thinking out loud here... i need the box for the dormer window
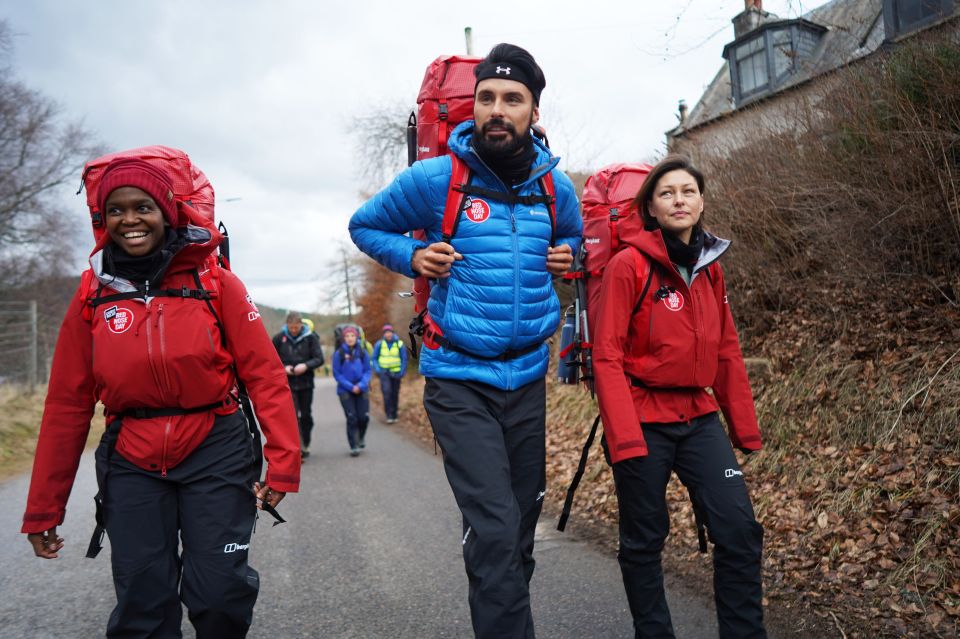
[883,0,954,39]
[724,20,827,105]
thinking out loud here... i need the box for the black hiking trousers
[95,410,260,639]
[291,387,315,448]
[424,377,546,639]
[611,412,766,639]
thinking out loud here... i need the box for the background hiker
[273,310,325,458]
[332,325,371,457]
[349,43,582,639]
[22,153,300,638]
[592,154,766,638]
[371,323,407,423]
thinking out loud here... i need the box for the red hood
[615,220,674,272]
[89,201,223,274]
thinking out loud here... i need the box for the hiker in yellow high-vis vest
[372,324,407,423]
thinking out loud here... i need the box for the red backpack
[559,163,653,389]
[404,55,557,357]
[80,145,217,248]
[556,162,656,533]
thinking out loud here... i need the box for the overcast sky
[3,0,827,311]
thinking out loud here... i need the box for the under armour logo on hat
[496,66,511,75]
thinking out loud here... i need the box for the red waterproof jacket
[22,213,300,534]
[593,228,761,464]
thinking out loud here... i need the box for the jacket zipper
[511,209,520,345]
[157,304,173,392]
[160,419,171,477]
[144,302,164,395]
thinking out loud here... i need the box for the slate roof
[675,0,888,134]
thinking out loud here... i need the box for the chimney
[678,99,688,124]
[733,0,773,39]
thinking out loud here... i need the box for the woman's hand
[293,363,308,375]
[352,385,361,395]
[27,527,64,559]
[253,482,286,509]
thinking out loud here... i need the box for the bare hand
[546,244,574,276]
[253,481,286,509]
[352,385,361,395]
[284,365,294,376]
[293,363,308,375]
[27,526,64,559]
[412,242,463,278]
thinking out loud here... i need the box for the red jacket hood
[88,201,223,280]
[621,224,732,274]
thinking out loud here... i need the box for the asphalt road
[0,378,723,638]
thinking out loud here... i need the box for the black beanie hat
[474,43,546,105]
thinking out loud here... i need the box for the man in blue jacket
[350,43,581,639]
[372,324,407,423]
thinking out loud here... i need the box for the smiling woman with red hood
[21,152,300,638]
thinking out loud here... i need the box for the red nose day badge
[465,198,491,223]
[664,291,684,312]
[104,305,135,334]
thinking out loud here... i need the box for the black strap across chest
[454,183,554,208]
[88,281,214,308]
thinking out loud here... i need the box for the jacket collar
[283,325,313,342]
[447,120,560,191]
[630,227,731,276]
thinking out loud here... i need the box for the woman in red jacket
[21,157,301,638]
[593,155,766,639]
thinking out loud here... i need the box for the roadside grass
[0,384,47,481]
[0,384,101,482]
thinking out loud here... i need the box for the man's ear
[531,105,540,125]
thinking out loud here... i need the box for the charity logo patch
[663,290,685,312]
[104,306,135,334]
[465,198,491,224]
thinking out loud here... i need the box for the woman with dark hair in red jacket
[593,155,766,638]
[21,156,301,638]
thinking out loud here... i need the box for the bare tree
[322,240,366,318]
[0,20,100,288]
[348,99,413,194]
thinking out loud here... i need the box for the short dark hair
[634,154,706,231]
[474,43,546,104]
[285,311,302,323]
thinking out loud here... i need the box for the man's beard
[473,117,533,160]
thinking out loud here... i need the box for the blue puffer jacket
[349,121,582,390]
[332,344,371,395]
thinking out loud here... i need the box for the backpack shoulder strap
[442,154,472,243]
[192,267,227,348]
[538,170,557,247]
[630,248,657,315]
[80,269,98,322]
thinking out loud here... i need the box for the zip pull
[144,279,150,302]
[160,419,171,478]
[511,213,517,233]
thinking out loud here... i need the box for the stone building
[667,0,960,158]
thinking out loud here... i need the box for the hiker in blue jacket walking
[350,43,581,639]
[331,326,371,457]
